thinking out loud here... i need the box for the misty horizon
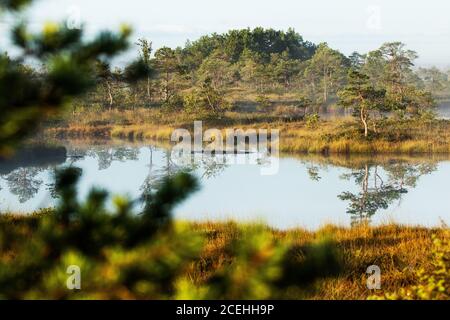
[1,0,450,68]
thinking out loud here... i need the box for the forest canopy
[57,28,449,129]
[3,21,450,139]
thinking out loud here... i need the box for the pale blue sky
[2,0,450,67]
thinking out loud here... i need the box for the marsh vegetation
[0,0,448,301]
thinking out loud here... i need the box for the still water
[0,141,449,229]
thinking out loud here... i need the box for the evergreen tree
[338,70,386,137]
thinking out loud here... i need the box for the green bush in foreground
[0,0,150,156]
[0,0,343,300]
[0,168,341,299]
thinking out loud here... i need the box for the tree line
[54,29,449,123]
[1,1,345,299]
[5,26,450,135]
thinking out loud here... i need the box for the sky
[1,0,450,68]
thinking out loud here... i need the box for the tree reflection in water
[140,149,230,205]
[0,143,441,226]
[0,146,66,204]
[4,168,43,203]
[87,147,140,170]
[297,156,438,225]
[337,162,437,225]
[140,148,184,203]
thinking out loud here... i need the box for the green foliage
[255,94,271,111]
[0,168,342,299]
[1,1,445,301]
[269,50,302,88]
[74,27,320,111]
[339,162,436,225]
[136,39,152,65]
[364,42,437,116]
[178,225,341,300]
[0,2,146,155]
[0,168,204,299]
[338,70,386,137]
[348,51,365,70]
[123,59,153,84]
[304,43,348,104]
[403,87,436,117]
[184,27,316,65]
[162,94,184,112]
[296,94,312,109]
[19,24,440,122]
[197,50,234,89]
[305,113,320,128]
[184,80,232,118]
[0,0,32,11]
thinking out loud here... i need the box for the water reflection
[296,156,441,225]
[0,141,448,228]
[0,146,67,203]
[4,168,43,203]
[338,162,436,225]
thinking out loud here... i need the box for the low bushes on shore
[43,110,450,155]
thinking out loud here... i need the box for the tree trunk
[164,72,170,101]
[323,66,328,103]
[360,107,368,138]
[106,81,113,110]
[362,164,369,212]
[147,76,151,101]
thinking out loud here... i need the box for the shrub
[0,168,341,299]
[162,94,184,112]
[255,95,271,111]
[305,113,320,128]
[183,83,232,119]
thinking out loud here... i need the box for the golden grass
[278,119,450,154]
[43,108,450,154]
[187,221,446,300]
[111,124,175,141]
[0,210,447,300]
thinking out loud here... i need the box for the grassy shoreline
[189,222,447,300]
[1,211,448,300]
[42,109,450,155]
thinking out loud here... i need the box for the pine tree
[338,70,386,137]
